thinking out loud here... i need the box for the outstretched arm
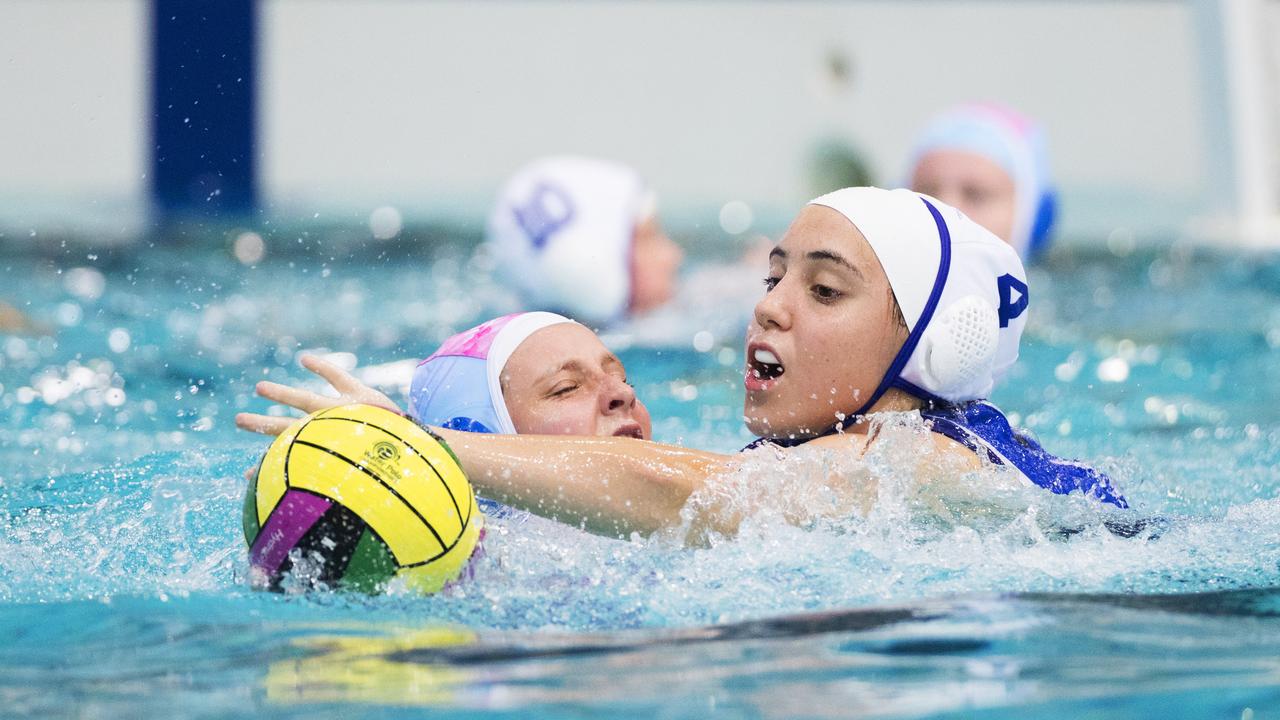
[236,355,739,538]
[436,429,734,537]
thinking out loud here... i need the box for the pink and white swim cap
[908,103,1057,259]
[408,312,576,434]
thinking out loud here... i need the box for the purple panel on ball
[249,490,332,577]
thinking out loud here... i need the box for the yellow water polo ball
[242,403,482,594]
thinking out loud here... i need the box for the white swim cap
[908,103,1057,259]
[409,312,577,434]
[487,156,654,327]
[808,187,1029,410]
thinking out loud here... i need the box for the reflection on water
[266,626,477,707]
[255,591,1280,717]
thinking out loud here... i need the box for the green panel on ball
[243,465,262,545]
[341,528,399,593]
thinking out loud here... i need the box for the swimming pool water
[2,235,1280,717]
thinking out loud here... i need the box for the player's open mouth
[745,344,784,390]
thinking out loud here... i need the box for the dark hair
[888,287,907,332]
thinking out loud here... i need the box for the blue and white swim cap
[408,312,577,434]
[908,103,1056,259]
[487,156,656,327]
[809,187,1029,412]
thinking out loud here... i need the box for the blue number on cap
[997,274,1029,328]
[512,183,575,250]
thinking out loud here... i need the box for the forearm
[436,429,735,538]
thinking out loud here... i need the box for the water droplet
[718,200,754,235]
[232,231,265,265]
[1096,357,1130,383]
[369,206,403,240]
[64,267,106,301]
[692,330,714,353]
[107,328,131,354]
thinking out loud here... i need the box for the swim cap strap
[892,377,951,410]
[840,196,953,429]
[1026,190,1058,259]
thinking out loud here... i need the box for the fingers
[358,390,401,413]
[298,353,403,414]
[300,354,360,394]
[239,355,403,440]
[254,380,334,414]
[235,412,295,436]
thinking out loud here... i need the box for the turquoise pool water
[2,235,1280,717]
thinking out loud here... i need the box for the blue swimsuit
[920,401,1127,508]
[747,401,1127,509]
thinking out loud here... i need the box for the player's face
[502,323,652,440]
[629,215,683,315]
[911,149,1017,245]
[744,205,910,439]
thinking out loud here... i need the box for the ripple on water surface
[2,245,1280,716]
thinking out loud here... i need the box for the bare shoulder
[927,431,985,472]
[801,431,871,454]
[800,427,982,469]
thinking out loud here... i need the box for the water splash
[5,408,1280,629]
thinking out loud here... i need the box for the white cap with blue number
[487,156,655,327]
[809,187,1029,414]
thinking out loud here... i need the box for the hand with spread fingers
[234,354,401,436]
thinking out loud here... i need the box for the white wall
[0,1,1232,242]
[0,0,146,237]
[262,1,1207,239]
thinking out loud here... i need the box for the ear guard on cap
[914,295,1000,399]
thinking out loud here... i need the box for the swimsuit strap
[741,436,804,451]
